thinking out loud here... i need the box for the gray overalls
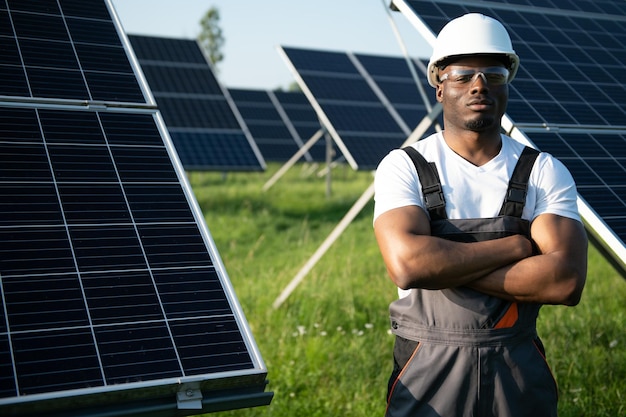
[385,147,558,417]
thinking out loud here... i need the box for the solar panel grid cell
[282,47,359,74]
[167,131,261,168]
[279,105,318,124]
[130,35,208,65]
[272,90,312,105]
[0,34,21,65]
[304,75,380,102]
[246,124,293,141]
[157,96,240,128]
[142,66,223,95]
[236,102,283,121]
[12,328,102,394]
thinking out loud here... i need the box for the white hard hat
[427,13,520,87]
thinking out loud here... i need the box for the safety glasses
[438,66,510,86]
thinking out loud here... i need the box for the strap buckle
[507,181,527,204]
[423,183,445,209]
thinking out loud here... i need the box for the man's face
[435,56,509,133]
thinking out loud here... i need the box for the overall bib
[385,147,558,417]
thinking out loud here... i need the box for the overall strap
[499,146,540,217]
[402,146,447,220]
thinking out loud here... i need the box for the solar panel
[128,34,266,172]
[0,0,271,415]
[278,46,437,171]
[391,0,626,275]
[228,88,328,162]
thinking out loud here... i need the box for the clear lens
[439,67,509,85]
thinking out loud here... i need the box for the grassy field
[189,163,625,417]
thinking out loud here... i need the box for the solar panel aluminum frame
[391,0,626,277]
[0,0,271,414]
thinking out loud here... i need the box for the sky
[110,0,433,91]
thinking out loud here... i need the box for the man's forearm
[393,233,534,290]
[467,250,585,305]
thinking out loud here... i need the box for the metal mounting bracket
[176,386,203,410]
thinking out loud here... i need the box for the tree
[197,7,224,71]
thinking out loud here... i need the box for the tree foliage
[197,6,224,70]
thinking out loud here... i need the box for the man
[373,13,587,417]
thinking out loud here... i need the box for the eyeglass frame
[437,66,510,86]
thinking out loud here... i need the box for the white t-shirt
[374,132,580,224]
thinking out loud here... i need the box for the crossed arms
[373,205,588,306]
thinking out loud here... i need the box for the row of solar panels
[128,33,327,171]
[126,34,436,172]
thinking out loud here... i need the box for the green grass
[188,163,625,417]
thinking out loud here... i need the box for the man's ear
[436,84,444,102]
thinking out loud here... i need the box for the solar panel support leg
[325,131,334,198]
